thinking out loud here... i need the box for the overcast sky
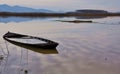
[0,0,120,12]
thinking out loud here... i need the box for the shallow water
[0,17,120,74]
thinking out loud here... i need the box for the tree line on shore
[0,11,120,17]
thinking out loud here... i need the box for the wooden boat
[3,32,59,49]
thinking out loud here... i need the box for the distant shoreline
[0,12,120,17]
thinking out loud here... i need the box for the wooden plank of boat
[3,32,59,49]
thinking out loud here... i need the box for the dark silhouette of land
[56,20,93,23]
[0,9,120,17]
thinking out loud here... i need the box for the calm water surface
[0,17,120,74]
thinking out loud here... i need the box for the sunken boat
[3,32,59,49]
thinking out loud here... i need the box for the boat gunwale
[3,32,59,49]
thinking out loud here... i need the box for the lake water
[0,16,120,74]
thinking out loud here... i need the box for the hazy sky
[0,0,120,11]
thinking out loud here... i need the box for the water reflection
[0,42,9,74]
[0,16,108,23]
[0,40,58,74]
[75,16,107,19]
[5,40,58,54]
[0,17,48,23]
[0,17,120,74]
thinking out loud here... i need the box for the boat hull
[3,32,59,49]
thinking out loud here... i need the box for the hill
[0,4,54,13]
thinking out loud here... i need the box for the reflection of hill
[0,17,33,23]
[0,17,47,23]
[75,16,107,19]
[0,16,107,23]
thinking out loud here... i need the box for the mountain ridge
[0,4,55,13]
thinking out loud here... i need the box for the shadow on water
[5,40,58,54]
